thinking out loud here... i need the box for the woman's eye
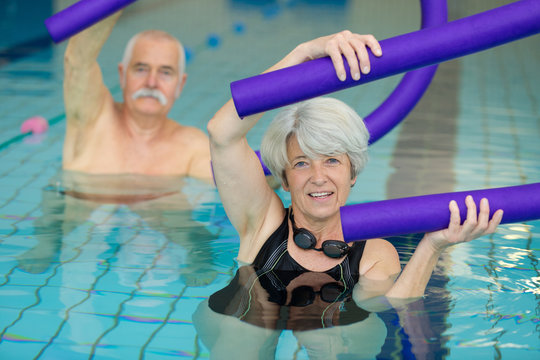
[326,158,340,165]
[294,161,308,168]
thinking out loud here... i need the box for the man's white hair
[120,30,186,85]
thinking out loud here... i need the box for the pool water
[0,0,539,359]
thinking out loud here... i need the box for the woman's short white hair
[260,97,370,185]
[120,30,186,85]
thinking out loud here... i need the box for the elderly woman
[207,31,503,300]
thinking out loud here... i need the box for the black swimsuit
[208,209,370,330]
[252,208,366,290]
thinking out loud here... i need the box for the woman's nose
[310,163,327,185]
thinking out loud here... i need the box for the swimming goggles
[289,282,349,307]
[289,210,351,258]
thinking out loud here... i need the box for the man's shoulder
[168,120,209,143]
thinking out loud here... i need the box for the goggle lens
[289,283,348,307]
[322,241,350,258]
[320,283,346,302]
[294,232,316,249]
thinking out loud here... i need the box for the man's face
[120,36,186,117]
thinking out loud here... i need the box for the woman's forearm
[385,237,443,299]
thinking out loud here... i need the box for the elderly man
[62,11,212,180]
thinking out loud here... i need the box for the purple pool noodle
[364,0,445,144]
[45,0,138,43]
[365,67,437,144]
[341,183,540,243]
[255,0,445,171]
[231,0,540,117]
[254,150,272,176]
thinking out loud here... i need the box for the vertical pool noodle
[254,150,271,176]
[255,0,446,176]
[341,183,540,243]
[364,0,445,144]
[230,0,540,117]
[44,0,138,43]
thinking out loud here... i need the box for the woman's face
[283,135,356,223]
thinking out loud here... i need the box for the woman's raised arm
[207,31,382,260]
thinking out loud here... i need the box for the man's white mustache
[132,88,167,105]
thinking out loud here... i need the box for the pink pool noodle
[20,116,49,135]
[44,0,138,43]
[341,183,540,242]
[230,0,540,118]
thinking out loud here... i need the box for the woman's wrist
[420,233,449,256]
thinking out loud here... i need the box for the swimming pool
[0,0,539,359]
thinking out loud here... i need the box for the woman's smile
[308,191,334,200]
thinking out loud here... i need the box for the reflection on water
[1,171,236,358]
[194,257,454,359]
[17,170,223,286]
[205,267,368,331]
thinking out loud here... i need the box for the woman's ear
[351,175,357,188]
[282,175,290,192]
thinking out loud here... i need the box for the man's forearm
[65,10,123,66]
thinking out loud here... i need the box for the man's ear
[118,63,125,88]
[175,73,188,98]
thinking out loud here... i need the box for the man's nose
[145,70,158,88]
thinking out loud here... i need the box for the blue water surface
[0,0,539,359]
